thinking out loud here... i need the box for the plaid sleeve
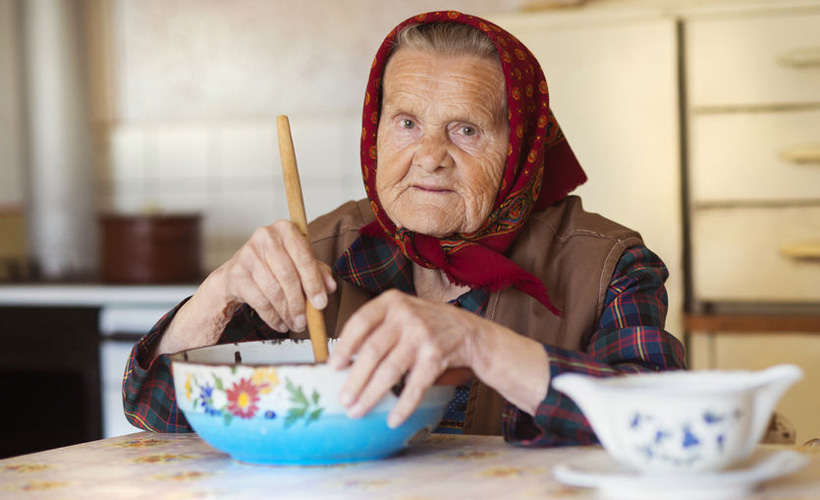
[122,302,285,433]
[502,245,686,446]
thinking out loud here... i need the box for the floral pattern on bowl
[171,340,454,466]
[184,367,325,427]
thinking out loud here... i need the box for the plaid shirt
[122,236,685,445]
[507,246,686,446]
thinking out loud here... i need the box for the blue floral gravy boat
[170,339,454,466]
[551,364,803,474]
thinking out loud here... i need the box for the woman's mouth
[412,184,453,193]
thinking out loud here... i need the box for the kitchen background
[0,0,818,456]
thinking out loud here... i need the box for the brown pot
[100,214,202,284]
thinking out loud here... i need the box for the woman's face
[375,48,509,238]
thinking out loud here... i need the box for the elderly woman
[124,11,685,445]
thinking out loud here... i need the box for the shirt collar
[333,234,414,295]
[333,234,490,314]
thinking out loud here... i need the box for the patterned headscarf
[359,11,586,315]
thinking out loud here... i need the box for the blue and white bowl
[170,339,454,465]
[551,364,803,474]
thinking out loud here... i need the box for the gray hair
[393,22,498,61]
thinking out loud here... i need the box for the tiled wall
[96,114,365,270]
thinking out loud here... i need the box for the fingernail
[294,315,306,331]
[311,294,327,309]
[347,403,363,419]
[326,354,341,369]
[339,391,352,407]
[387,413,402,429]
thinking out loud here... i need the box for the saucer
[553,448,810,500]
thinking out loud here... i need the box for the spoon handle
[276,115,329,363]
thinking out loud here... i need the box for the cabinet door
[0,306,102,457]
[693,206,820,302]
[690,333,820,443]
[690,110,820,203]
[687,11,820,109]
[491,13,683,335]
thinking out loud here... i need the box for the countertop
[1,433,819,499]
[0,283,197,308]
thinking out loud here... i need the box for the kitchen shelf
[686,313,820,334]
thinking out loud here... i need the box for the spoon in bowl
[276,115,329,363]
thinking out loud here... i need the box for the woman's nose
[414,132,453,172]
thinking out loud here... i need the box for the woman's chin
[388,202,471,237]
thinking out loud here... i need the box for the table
[1,432,819,499]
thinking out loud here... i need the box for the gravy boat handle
[752,363,803,388]
[746,364,803,454]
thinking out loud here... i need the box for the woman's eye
[400,118,415,129]
[461,126,477,136]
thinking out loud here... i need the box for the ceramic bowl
[170,339,454,466]
[551,364,803,475]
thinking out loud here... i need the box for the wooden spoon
[276,115,329,363]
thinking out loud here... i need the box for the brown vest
[305,196,643,435]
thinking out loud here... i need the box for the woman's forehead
[381,49,506,121]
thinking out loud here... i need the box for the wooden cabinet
[494,0,820,443]
[685,10,820,108]
[690,110,820,203]
[692,206,820,302]
[683,4,820,442]
[686,8,820,303]
[491,9,684,337]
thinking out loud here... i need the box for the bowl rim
[556,368,778,397]
[169,339,470,388]
[169,338,330,368]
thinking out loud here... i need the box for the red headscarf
[360,11,586,315]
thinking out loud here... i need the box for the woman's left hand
[328,289,521,428]
[329,289,551,427]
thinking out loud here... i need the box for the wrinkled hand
[153,220,336,359]
[328,289,489,428]
[215,220,337,333]
[150,220,336,359]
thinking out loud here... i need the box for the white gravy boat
[551,364,803,474]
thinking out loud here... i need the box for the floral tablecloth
[1,432,819,499]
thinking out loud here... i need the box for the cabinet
[491,9,683,337]
[0,307,101,458]
[0,284,195,455]
[683,5,820,442]
[495,0,820,443]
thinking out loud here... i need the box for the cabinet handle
[781,145,820,164]
[781,242,820,260]
[778,48,820,68]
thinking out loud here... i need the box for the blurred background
[0,0,540,280]
[0,0,819,454]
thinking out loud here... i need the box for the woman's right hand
[153,220,337,358]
